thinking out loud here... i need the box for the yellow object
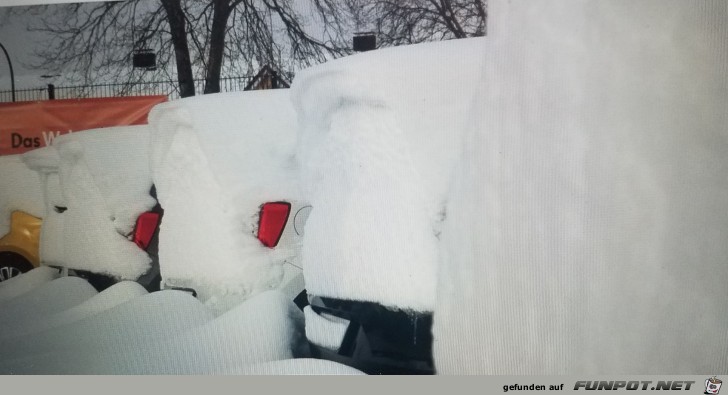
[0,210,42,267]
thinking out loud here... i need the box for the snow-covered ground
[0,275,349,374]
[0,266,58,303]
[22,126,157,280]
[0,280,147,340]
[148,90,304,312]
[0,276,97,322]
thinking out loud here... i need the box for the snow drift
[0,290,306,374]
[0,280,147,340]
[232,359,364,375]
[291,38,484,312]
[0,289,214,373]
[148,90,301,312]
[22,126,157,280]
[433,0,728,374]
[0,266,59,303]
[0,276,97,324]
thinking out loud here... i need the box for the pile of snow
[303,305,349,352]
[22,147,65,267]
[148,90,301,311]
[0,281,147,340]
[291,38,484,312]
[0,290,307,374]
[0,266,59,303]
[0,290,214,373]
[0,276,97,324]
[55,126,157,235]
[23,126,157,280]
[0,154,44,236]
[433,0,728,374]
[233,359,364,375]
[85,290,305,374]
[20,145,60,174]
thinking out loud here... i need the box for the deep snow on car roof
[148,90,301,312]
[23,126,157,280]
[291,37,485,312]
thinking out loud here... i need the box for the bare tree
[161,0,195,97]
[14,0,347,97]
[315,0,486,47]
[12,0,485,97]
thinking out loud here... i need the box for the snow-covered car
[293,1,728,375]
[0,154,45,281]
[21,126,162,290]
[148,89,308,313]
[291,37,485,374]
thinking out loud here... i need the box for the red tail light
[257,202,291,248]
[133,212,160,250]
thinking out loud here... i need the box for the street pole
[0,42,16,102]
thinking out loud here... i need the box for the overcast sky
[0,0,360,91]
[0,7,54,88]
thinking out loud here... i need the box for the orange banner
[0,96,167,156]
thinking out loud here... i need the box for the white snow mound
[433,0,728,374]
[0,266,59,303]
[148,90,300,311]
[0,290,304,374]
[303,305,349,352]
[0,280,147,340]
[0,290,213,373]
[234,359,364,375]
[0,276,97,324]
[291,38,484,311]
[28,126,157,280]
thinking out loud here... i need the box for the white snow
[0,290,306,374]
[148,90,302,311]
[3,1,722,376]
[93,290,305,374]
[0,281,147,340]
[28,126,157,280]
[0,289,214,373]
[432,0,728,374]
[20,145,60,174]
[54,126,157,235]
[0,276,97,324]
[36,173,66,265]
[303,305,349,351]
[291,38,484,312]
[0,154,44,236]
[232,359,364,375]
[21,146,66,267]
[0,266,59,303]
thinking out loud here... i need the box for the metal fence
[0,76,253,103]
